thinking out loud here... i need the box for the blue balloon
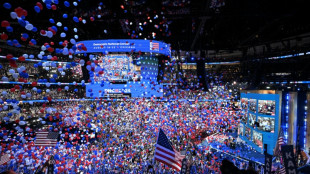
[34,6,40,13]
[73,16,79,23]
[46,4,51,9]
[63,14,68,18]
[64,26,68,31]
[3,3,11,9]
[6,26,13,32]
[7,40,13,46]
[22,33,29,39]
[32,27,37,32]
[51,26,58,32]
[49,18,55,24]
[64,1,70,7]
[18,19,26,27]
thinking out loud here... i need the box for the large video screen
[92,54,142,82]
[249,99,257,113]
[258,100,276,115]
[241,98,248,110]
[253,130,263,148]
[248,113,256,127]
[245,126,251,140]
[241,112,247,123]
[257,116,275,133]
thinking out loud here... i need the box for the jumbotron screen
[92,54,142,82]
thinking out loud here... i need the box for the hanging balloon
[63,14,68,18]
[56,22,62,27]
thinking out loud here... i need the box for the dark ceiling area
[1,0,309,54]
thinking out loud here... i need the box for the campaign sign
[264,153,272,174]
[281,145,297,174]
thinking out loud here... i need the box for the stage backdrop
[239,91,281,154]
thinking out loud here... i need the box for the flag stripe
[154,129,184,172]
[35,131,58,147]
[154,151,182,168]
[155,157,181,171]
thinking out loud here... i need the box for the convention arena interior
[0,0,310,174]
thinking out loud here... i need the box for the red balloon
[90,17,94,21]
[18,56,25,61]
[22,10,28,17]
[47,47,54,52]
[6,54,13,59]
[14,7,24,17]
[21,37,27,41]
[1,20,10,27]
[40,30,46,35]
[36,2,43,10]
[31,81,37,87]
[51,5,57,10]
[50,42,54,45]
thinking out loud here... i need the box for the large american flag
[35,131,59,146]
[274,127,285,157]
[154,129,185,171]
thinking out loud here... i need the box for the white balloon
[46,31,53,38]
[56,22,62,27]
[60,32,66,38]
[12,73,19,79]
[9,69,15,74]
[25,24,34,31]
[82,19,86,24]
[70,39,76,44]
[73,28,77,32]
[23,54,28,58]
[10,12,17,19]
[41,45,46,51]
[74,35,79,39]
[61,71,66,76]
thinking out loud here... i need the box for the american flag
[0,154,10,165]
[276,165,286,174]
[154,129,185,171]
[274,127,285,157]
[35,131,59,146]
[150,42,159,51]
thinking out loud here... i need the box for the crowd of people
[0,79,266,173]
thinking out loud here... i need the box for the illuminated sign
[76,39,171,56]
